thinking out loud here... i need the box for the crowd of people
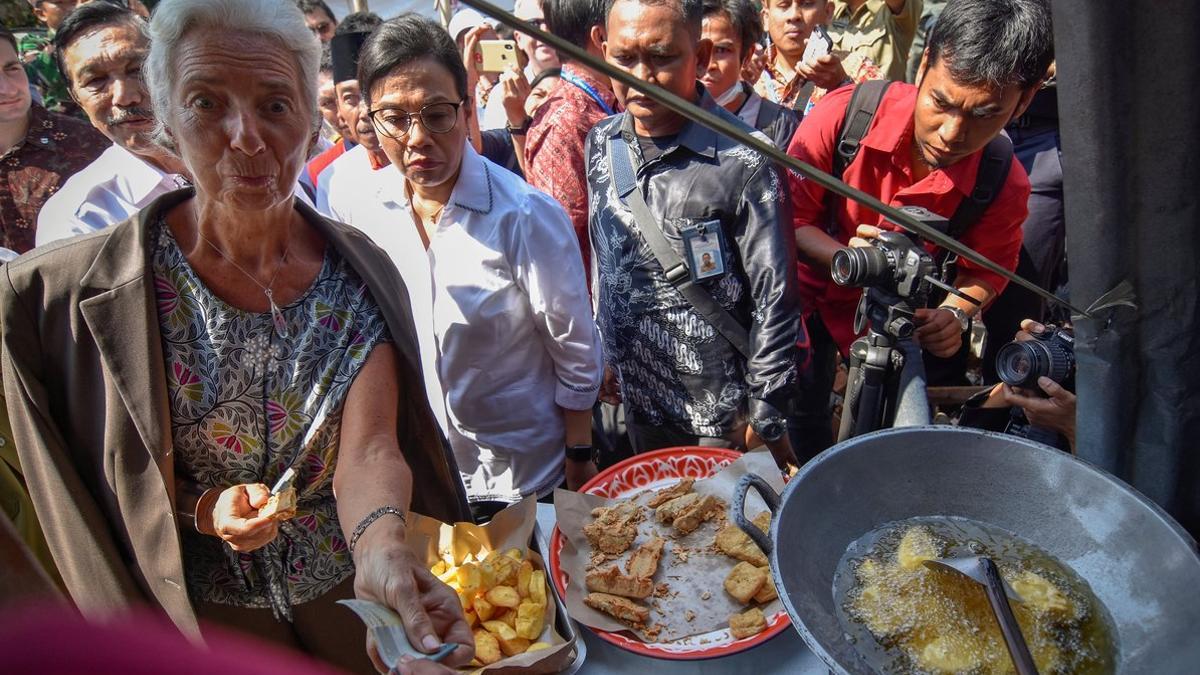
[0,0,1068,672]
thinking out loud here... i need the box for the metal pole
[352,0,369,12]
[457,0,1091,319]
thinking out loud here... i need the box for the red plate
[549,447,790,660]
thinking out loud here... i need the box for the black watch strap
[565,444,594,462]
[506,117,531,136]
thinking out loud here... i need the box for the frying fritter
[585,501,644,555]
[655,492,700,524]
[586,565,653,599]
[672,494,724,534]
[646,478,696,508]
[724,561,767,604]
[584,592,650,625]
[729,607,768,639]
[714,524,768,566]
[625,536,666,579]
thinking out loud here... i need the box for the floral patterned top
[151,218,389,616]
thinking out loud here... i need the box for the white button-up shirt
[36,143,317,246]
[36,144,184,246]
[341,143,602,502]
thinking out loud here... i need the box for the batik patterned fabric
[585,92,802,439]
[0,105,106,254]
[151,218,389,616]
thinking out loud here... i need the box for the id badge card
[682,221,727,282]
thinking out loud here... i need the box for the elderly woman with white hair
[0,0,473,671]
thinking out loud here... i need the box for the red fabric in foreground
[0,603,347,674]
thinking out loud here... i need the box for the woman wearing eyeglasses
[351,15,603,516]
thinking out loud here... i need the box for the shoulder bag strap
[606,134,753,359]
[824,79,892,235]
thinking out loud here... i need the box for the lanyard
[562,70,615,115]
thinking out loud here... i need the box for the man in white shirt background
[36,1,188,246]
[315,19,394,217]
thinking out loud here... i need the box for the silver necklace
[195,227,294,339]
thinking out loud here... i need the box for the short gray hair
[145,0,322,150]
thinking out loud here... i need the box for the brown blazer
[0,189,470,638]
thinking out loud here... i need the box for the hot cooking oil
[831,517,1117,674]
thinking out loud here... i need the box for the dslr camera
[996,324,1076,393]
[830,206,948,303]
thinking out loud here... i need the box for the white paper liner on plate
[553,451,786,644]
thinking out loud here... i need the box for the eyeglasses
[526,19,548,31]
[368,100,466,140]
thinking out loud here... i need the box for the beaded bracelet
[348,506,408,554]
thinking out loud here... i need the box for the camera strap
[607,134,753,359]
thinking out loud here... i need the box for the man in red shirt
[526,0,619,275]
[787,0,1053,447]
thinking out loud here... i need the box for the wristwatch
[566,444,595,463]
[506,117,531,136]
[750,416,787,444]
[941,306,972,333]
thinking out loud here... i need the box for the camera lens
[996,337,1075,388]
[831,247,891,288]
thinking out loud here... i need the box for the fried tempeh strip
[586,565,654,599]
[625,536,666,579]
[646,478,696,508]
[585,501,644,555]
[655,492,701,524]
[584,592,650,625]
[672,494,724,534]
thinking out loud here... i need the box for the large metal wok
[732,426,1200,674]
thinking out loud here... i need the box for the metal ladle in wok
[731,426,1200,674]
[921,555,1038,675]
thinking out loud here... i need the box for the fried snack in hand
[586,564,653,599]
[584,592,650,625]
[729,607,768,638]
[258,487,297,520]
[625,536,665,579]
[646,478,696,508]
[585,501,644,555]
[724,561,767,604]
[714,524,768,566]
[672,494,724,535]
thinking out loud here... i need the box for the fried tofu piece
[729,607,768,639]
[655,492,701,524]
[625,536,665,579]
[714,524,769,566]
[584,592,650,625]
[586,565,653,599]
[647,478,696,508]
[753,570,778,603]
[672,494,724,535]
[585,501,644,555]
[724,561,767,604]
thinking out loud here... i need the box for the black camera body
[830,206,948,303]
[996,325,1076,392]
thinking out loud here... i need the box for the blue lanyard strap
[562,70,615,115]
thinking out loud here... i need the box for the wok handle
[981,558,1039,675]
[731,474,780,556]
